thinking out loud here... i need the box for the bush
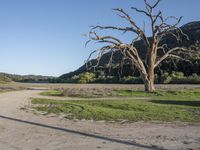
[160,72,172,84]
[170,73,200,84]
[171,71,184,78]
[94,75,120,83]
[160,72,200,84]
[71,72,96,83]
[121,76,143,84]
[188,74,200,83]
[105,76,119,83]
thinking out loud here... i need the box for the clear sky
[0,0,199,76]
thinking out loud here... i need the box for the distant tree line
[0,73,55,83]
[55,71,200,84]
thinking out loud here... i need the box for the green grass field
[32,89,200,122]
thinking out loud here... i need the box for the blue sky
[0,0,199,76]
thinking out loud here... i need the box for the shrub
[71,72,96,83]
[170,73,200,84]
[121,76,143,84]
[160,72,172,84]
[171,71,184,79]
[159,72,200,84]
[105,76,119,83]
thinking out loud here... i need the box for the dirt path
[0,90,200,150]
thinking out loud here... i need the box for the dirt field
[0,84,200,150]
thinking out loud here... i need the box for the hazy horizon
[0,0,199,76]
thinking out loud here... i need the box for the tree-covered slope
[59,21,200,82]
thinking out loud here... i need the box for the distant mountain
[59,21,200,81]
[0,72,55,83]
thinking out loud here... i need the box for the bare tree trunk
[146,77,155,92]
[142,55,156,92]
[143,76,155,92]
[146,54,156,92]
[139,71,155,92]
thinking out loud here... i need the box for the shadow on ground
[0,115,164,150]
[150,100,200,107]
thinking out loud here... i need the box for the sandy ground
[0,87,200,150]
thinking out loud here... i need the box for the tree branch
[155,47,189,67]
[91,25,137,34]
[131,7,150,17]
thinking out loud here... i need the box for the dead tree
[86,0,195,92]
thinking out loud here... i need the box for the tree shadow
[150,100,200,107]
[0,115,164,150]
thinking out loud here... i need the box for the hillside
[0,73,55,83]
[0,74,12,83]
[59,21,200,82]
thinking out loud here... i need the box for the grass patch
[117,89,200,100]
[40,90,64,97]
[33,89,200,122]
[32,95,200,122]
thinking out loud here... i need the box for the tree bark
[147,59,156,92]
[144,78,155,92]
[142,54,156,92]
[140,71,155,92]
[142,76,155,92]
